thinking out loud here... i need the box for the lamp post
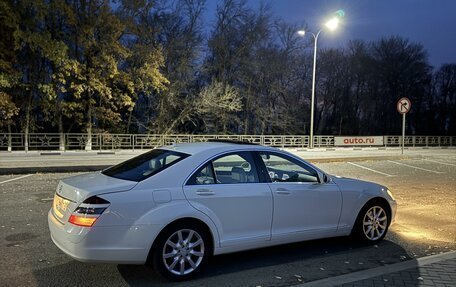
[298,14,341,148]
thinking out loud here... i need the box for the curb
[0,165,110,175]
[307,155,409,164]
[297,251,456,287]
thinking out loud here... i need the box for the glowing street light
[325,17,339,31]
[297,10,344,148]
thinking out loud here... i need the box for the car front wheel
[354,201,390,243]
[152,223,210,280]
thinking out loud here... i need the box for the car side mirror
[317,172,330,184]
[323,173,332,183]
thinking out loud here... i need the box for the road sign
[396,97,411,155]
[397,97,411,114]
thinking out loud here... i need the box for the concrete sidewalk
[299,251,456,287]
[0,147,454,175]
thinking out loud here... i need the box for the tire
[353,200,391,243]
[152,222,211,281]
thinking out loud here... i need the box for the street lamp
[298,12,343,148]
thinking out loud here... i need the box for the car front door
[183,151,273,247]
[257,151,342,241]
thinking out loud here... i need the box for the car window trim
[252,152,273,183]
[185,150,262,186]
[215,151,262,184]
[210,161,217,184]
[257,151,320,184]
[186,161,217,186]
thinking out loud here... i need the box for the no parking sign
[397,97,411,114]
[397,97,411,154]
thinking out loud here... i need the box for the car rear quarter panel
[98,183,221,256]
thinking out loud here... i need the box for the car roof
[161,142,276,156]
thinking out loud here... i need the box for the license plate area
[53,194,71,220]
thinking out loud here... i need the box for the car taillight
[68,196,110,227]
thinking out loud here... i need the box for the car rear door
[183,151,273,247]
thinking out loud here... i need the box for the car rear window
[102,149,190,182]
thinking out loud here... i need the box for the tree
[5,0,71,150]
[117,0,169,133]
[345,40,373,135]
[0,0,19,135]
[196,80,242,133]
[369,36,431,135]
[56,0,168,148]
[0,0,454,140]
[150,0,205,134]
[315,48,352,135]
[433,64,456,135]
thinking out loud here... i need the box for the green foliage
[0,92,19,126]
[0,0,20,127]
[0,0,454,136]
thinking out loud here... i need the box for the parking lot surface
[0,152,455,286]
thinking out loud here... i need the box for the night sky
[204,0,456,69]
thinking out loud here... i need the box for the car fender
[133,199,221,252]
[333,177,390,231]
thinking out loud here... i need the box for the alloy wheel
[362,206,388,241]
[162,229,205,276]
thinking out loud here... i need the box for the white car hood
[331,176,386,191]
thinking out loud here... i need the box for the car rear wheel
[152,223,210,280]
[354,201,390,243]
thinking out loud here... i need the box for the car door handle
[275,188,290,195]
[196,189,215,196]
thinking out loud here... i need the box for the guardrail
[0,133,454,151]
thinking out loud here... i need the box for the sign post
[397,97,411,154]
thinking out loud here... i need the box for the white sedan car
[48,141,396,280]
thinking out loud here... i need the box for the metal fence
[0,133,454,151]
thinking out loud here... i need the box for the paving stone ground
[341,258,456,287]
[299,252,456,287]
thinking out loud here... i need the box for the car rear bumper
[48,209,161,264]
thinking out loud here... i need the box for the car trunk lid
[51,172,137,224]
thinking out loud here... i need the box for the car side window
[187,163,216,185]
[259,152,319,183]
[212,152,259,184]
